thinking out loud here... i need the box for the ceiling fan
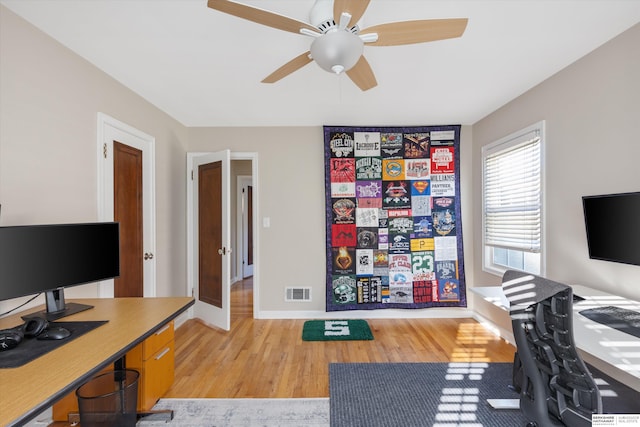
[207,0,468,91]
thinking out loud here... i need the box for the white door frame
[237,175,254,279]
[186,152,259,320]
[97,113,156,298]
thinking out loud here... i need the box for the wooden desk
[471,285,640,392]
[0,297,194,427]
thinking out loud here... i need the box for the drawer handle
[155,347,171,360]
[155,325,170,336]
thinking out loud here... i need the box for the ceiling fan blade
[207,0,318,35]
[346,56,377,91]
[334,0,371,28]
[262,52,313,84]
[360,18,468,46]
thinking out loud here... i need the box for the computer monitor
[0,222,120,320]
[582,191,640,266]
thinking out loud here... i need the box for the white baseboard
[256,308,473,319]
[471,312,515,346]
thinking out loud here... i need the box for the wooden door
[198,162,222,307]
[114,141,143,297]
[192,150,231,330]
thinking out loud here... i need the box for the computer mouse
[37,326,71,340]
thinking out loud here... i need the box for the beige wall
[0,6,189,315]
[472,23,640,326]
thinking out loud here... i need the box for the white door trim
[187,152,259,319]
[97,113,156,298]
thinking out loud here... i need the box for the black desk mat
[579,306,640,339]
[0,321,108,368]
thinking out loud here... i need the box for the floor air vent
[285,287,311,302]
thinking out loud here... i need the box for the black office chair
[502,270,602,427]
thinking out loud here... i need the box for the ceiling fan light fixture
[206,0,468,91]
[310,30,364,74]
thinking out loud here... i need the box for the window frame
[481,121,546,277]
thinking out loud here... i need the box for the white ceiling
[2,0,640,127]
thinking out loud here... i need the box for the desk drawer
[143,321,174,359]
[139,340,175,410]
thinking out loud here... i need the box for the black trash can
[76,369,139,427]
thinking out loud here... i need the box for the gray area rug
[135,364,639,426]
[330,362,526,427]
[329,362,640,427]
[136,398,329,427]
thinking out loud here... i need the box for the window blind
[484,132,541,252]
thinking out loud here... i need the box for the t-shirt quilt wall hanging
[324,125,466,311]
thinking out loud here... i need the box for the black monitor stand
[22,288,93,322]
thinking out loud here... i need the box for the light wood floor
[165,278,515,399]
